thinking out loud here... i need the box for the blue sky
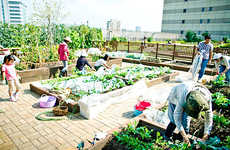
[26,0,164,32]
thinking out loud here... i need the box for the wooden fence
[92,41,230,63]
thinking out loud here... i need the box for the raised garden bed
[79,117,207,150]
[30,65,178,117]
[18,58,122,83]
[119,58,217,76]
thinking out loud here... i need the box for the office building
[161,0,230,40]
[0,0,27,24]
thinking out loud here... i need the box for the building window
[10,13,20,16]
[182,20,185,24]
[200,19,203,24]
[8,1,21,4]
[10,10,20,12]
[184,0,188,1]
[10,17,21,19]
[207,19,210,24]
[9,6,20,9]
[209,7,213,11]
[183,9,186,13]
[198,31,201,35]
[202,8,205,12]
[180,30,184,34]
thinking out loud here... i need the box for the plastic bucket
[39,95,56,108]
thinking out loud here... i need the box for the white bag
[189,54,203,81]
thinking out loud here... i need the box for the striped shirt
[197,41,213,60]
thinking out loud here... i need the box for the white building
[0,0,27,24]
[161,0,230,40]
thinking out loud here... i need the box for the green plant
[213,114,230,127]
[211,75,226,87]
[212,92,230,108]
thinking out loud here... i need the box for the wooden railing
[92,41,230,63]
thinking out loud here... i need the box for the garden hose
[35,111,65,121]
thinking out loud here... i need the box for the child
[1,55,21,101]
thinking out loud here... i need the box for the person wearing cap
[213,53,230,83]
[58,37,72,77]
[94,54,111,71]
[165,83,213,145]
[197,35,213,82]
[76,50,95,73]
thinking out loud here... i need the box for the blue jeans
[219,65,230,82]
[167,103,191,134]
[61,60,68,73]
[198,59,209,80]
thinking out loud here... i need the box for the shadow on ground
[23,89,40,97]
[0,98,10,102]
[122,111,135,119]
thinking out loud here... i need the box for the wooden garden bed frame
[72,116,200,150]
[18,58,122,83]
[30,72,179,114]
[118,57,216,75]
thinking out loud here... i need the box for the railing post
[156,43,159,59]
[192,45,196,63]
[128,41,130,53]
[172,44,176,60]
[140,42,144,53]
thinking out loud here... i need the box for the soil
[101,120,183,150]
[190,84,230,142]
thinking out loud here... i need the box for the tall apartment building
[106,19,121,40]
[0,0,27,24]
[161,0,230,40]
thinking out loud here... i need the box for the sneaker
[10,96,16,102]
[13,92,19,100]
[197,79,202,83]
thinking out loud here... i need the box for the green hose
[35,111,65,121]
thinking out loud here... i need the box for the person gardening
[94,54,111,71]
[58,37,72,77]
[165,83,213,145]
[197,35,213,82]
[76,50,95,73]
[213,53,230,84]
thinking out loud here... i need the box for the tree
[147,37,153,42]
[31,0,66,46]
[202,32,209,39]
[185,31,196,42]
[119,37,128,42]
[223,37,228,43]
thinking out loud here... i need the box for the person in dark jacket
[76,50,95,72]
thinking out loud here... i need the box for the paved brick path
[0,71,211,150]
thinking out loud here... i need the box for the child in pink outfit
[1,55,21,101]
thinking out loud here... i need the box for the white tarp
[189,54,203,81]
[79,79,148,119]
